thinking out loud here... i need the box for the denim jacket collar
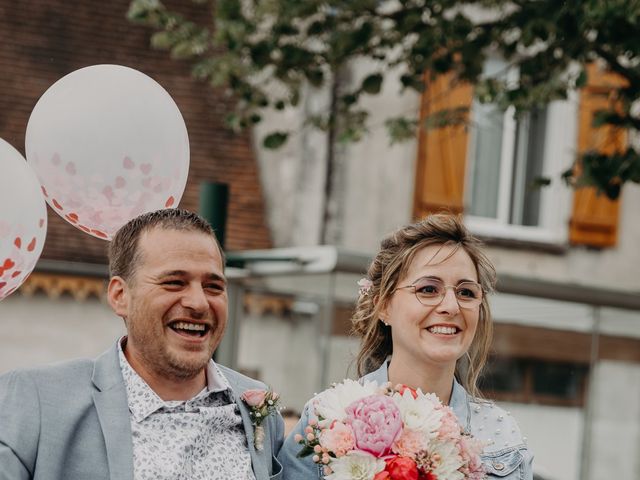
[360,359,471,433]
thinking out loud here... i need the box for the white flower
[324,451,385,480]
[430,440,465,480]
[393,390,443,437]
[313,379,378,426]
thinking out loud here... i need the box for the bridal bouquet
[296,380,486,480]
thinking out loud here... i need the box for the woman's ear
[107,276,129,318]
[376,295,391,326]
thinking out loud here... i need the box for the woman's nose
[436,287,460,315]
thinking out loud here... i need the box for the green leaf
[530,176,552,189]
[305,69,324,87]
[385,117,418,145]
[263,132,289,149]
[361,73,383,94]
[151,31,173,50]
[575,68,587,88]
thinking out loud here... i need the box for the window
[464,58,576,244]
[414,62,623,248]
[479,356,589,407]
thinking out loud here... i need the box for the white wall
[586,361,640,480]
[0,293,124,374]
[506,403,583,480]
[253,60,419,252]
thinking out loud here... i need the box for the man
[0,209,283,480]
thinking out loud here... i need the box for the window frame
[464,81,578,245]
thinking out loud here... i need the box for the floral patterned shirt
[117,340,256,480]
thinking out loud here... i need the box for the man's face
[108,227,227,381]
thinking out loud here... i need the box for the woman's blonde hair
[352,214,496,398]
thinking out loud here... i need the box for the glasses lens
[412,278,482,307]
[455,282,483,307]
[413,278,446,305]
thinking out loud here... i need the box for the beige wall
[0,293,124,374]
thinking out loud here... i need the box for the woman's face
[381,243,481,373]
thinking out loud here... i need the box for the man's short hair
[108,208,223,280]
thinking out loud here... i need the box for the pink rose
[319,421,356,457]
[242,389,267,407]
[345,394,403,457]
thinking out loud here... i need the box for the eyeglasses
[396,277,483,309]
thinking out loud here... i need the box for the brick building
[0,0,271,268]
[0,0,272,372]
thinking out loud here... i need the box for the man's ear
[107,276,129,318]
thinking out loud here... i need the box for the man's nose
[181,284,209,314]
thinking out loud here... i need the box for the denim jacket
[278,361,533,480]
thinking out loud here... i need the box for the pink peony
[242,389,267,407]
[345,394,403,457]
[320,421,356,457]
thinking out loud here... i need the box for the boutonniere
[241,388,281,451]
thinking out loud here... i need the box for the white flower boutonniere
[241,388,281,451]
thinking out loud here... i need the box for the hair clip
[357,278,373,297]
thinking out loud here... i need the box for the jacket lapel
[92,345,134,480]
[231,388,270,480]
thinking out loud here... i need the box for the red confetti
[27,238,36,252]
[78,225,91,233]
[0,282,6,290]
[65,213,79,224]
[91,229,108,239]
[165,196,175,207]
[3,258,15,270]
[14,237,21,249]
[52,198,63,210]
[41,186,48,197]
[123,156,135,169]
[11,271,21,278]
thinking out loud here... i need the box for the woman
[278,214,533,479]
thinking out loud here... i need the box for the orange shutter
[413,72,473,218]
[569,64,627,247]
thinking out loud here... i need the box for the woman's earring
[381,319,389,327]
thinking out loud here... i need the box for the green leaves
[126,0,640,192]
[361,73,383,94]
[263,132,289,149]
[385,117,418,145]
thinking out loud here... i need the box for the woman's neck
[387,354,456,405]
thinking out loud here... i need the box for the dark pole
[199,182,229,249]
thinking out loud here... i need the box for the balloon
[0,138,47,301]
[25,65,189,240]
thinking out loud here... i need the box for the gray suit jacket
[0,344,283,480]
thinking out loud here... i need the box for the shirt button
[494,462,505,471]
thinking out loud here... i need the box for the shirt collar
[117,337,232,422]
